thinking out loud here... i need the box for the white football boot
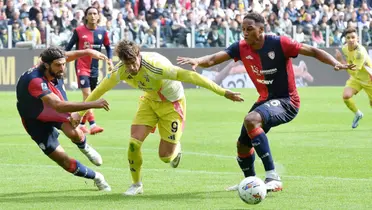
[170,143,182,168]
[352,110,363,129]
[79,144,103,166]
[225,184,239,191]
[94,172,111,191]
[265,172,283,192]
[123,183,144,196]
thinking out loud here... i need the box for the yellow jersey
[79,52,226,116]
[341,43,372,82]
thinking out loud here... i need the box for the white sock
[356,110,363,115]
[90,123,96,128]
[265,170,280,180]
[134,182,142,186]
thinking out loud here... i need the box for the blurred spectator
[0,25,8,48]
[25,20,41,45]
[142,28,156,48]
[11,21,25,47]
[312,25,325,47]
[1,0,372,49]
[29,0,43,21]
[195,27,208,47]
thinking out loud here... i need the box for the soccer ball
[238,176,267,205]
[69,82,78,91]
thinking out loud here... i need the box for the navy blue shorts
[78,75,98,91]
[238,98,299,146]
[22,118,63,155]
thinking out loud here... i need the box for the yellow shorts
[133,96,186,144]
[346,77,372,101]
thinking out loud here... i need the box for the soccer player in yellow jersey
[335,27,372,128]
[75,40,244,195]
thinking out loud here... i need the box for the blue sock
[248,127,275,171]
[67,159,96,179]
[237,148,256,177]
[74,136,86,149]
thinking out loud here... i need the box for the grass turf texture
[0,87,371,210]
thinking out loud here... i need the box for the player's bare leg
[48,145,110,191]
[343,87,363,128]
[159,139,182,168]
[124,125,152,196]
[82,87,104,135]
[61,122,103,166]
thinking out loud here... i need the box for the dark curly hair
[39,46,65,72]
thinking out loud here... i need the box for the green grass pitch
[0,87,372,210]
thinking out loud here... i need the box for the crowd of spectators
[0,0,372,49]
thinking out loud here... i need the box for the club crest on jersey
[98,34,102,40]
[268,51,275,60]
[41,82,48,91]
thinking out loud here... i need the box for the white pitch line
[0,143,235,159]
[0,163,371,182]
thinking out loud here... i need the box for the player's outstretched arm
[298,44,355,71]
[78,70,120,116]
[41,93,109,113]
[177,51,231,70]
[335,49,347,64]
[174,67,244,102]
[66,49,108,62]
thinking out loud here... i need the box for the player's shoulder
[21,67,43,81]
[356,43,368,53]
[96,26,108,32]
[266,35,289,46]
[266,35,281,41]
[75,25,85,32]
[141,52,172,67]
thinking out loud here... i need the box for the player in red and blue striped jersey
[177,12,354,192]
[65,6,113,135]
[16,47,111,191]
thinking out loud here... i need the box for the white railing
[2,24,369,49]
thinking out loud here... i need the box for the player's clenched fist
[92,98,110,111]
[224,90,244,102]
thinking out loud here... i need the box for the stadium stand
[0,0,371,48]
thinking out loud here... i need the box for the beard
[48,68,64,79]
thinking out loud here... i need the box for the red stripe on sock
[81,116,87,124]
[248,127,264,139]
[238,148,255,158]
[67,159,77,173]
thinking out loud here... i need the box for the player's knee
[68,129,84,142]
[343,93,352,100]
[243,112,261,129]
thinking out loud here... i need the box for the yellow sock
[128,137,143,184]
[344,98,358,113]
